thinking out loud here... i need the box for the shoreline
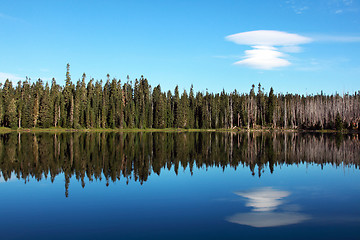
[0,127,357,134]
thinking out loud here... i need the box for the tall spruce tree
[39,83,52,128]
[153,85,165,128]
[63,64,74,128]
[267,87,275,126]
[3,79,15,127]
[173,86,180,128]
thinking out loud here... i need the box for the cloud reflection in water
[234,187,290,212]
[226,187,310,227]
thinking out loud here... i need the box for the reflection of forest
[0,132,359,197]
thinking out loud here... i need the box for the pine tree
[86,78,95,128]
[94,80,102,128]
[79,73,87,127]
[51,78,61,128]
[63,64,74,128]
[30,79,44,128]
[179,89,189,128]
[166,90,173,128]
[39,83,52,128]
[73,80,81,128]
[0,93,3,127]
[267,87,275,126]
[248,84,256,129]
[3,79,15,127]
[15,81,23,128]
[123,78,135,128]
[257,83,265,126]
[335,112,343,130]
[22,79,32,128]
[173,85,180,128]
[188,85,195,128]
[8,98,17,129]
[153,85,165,128]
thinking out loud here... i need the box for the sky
[0,0,359,95]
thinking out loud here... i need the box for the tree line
[0,132,359,197]
[1,64,359,130]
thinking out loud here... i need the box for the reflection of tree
[0,132,359,197]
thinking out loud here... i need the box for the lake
[0,132,359,240]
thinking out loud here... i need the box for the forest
[1,64,359,130]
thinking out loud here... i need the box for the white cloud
[226,30,312,46]
[226,187,310,227]
[226,212,310,228]
[234,46,291,70]
[226,30,312,70]
[0,72,23,82]
[234,187,290,212]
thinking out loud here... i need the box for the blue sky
[0,0,359,94]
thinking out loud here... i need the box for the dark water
[0,132,360,240]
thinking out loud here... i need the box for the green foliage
[173,85,181,128]
[8,98,17,129]
[153,85,165,128]
[39,83,52,128]
[266,87,275,125]
[335,112,343,131]
[0,64,358,131]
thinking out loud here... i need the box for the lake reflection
[0,132,360,239]
[0,132,359,197]
[227,187,310,227]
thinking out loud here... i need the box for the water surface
[0,132,359,240]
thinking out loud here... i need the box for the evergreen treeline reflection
[0,132,359,197]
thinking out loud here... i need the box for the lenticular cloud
[226,30,312,70]
[226,30,312,46]
[235,46,291,70]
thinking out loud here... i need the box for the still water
[0,132,359,240]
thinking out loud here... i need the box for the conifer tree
[39,83,52,128]
[22,79,32,128]
[31,79,43,128]
[166,90,173,128]
[94,80,102,128]
[257,83,265,126]
[86,78,95,128]
[8,98,17,129]
[15,81,23,128]
[2,79,15,127]
[63,64,74,127]
[173,85,180,128]
[267,87,275,126]
[51,78,61,128]
[179,89,189,128]
[0,92,3,127]
[188,85,195,128]
[153,85,165,128]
